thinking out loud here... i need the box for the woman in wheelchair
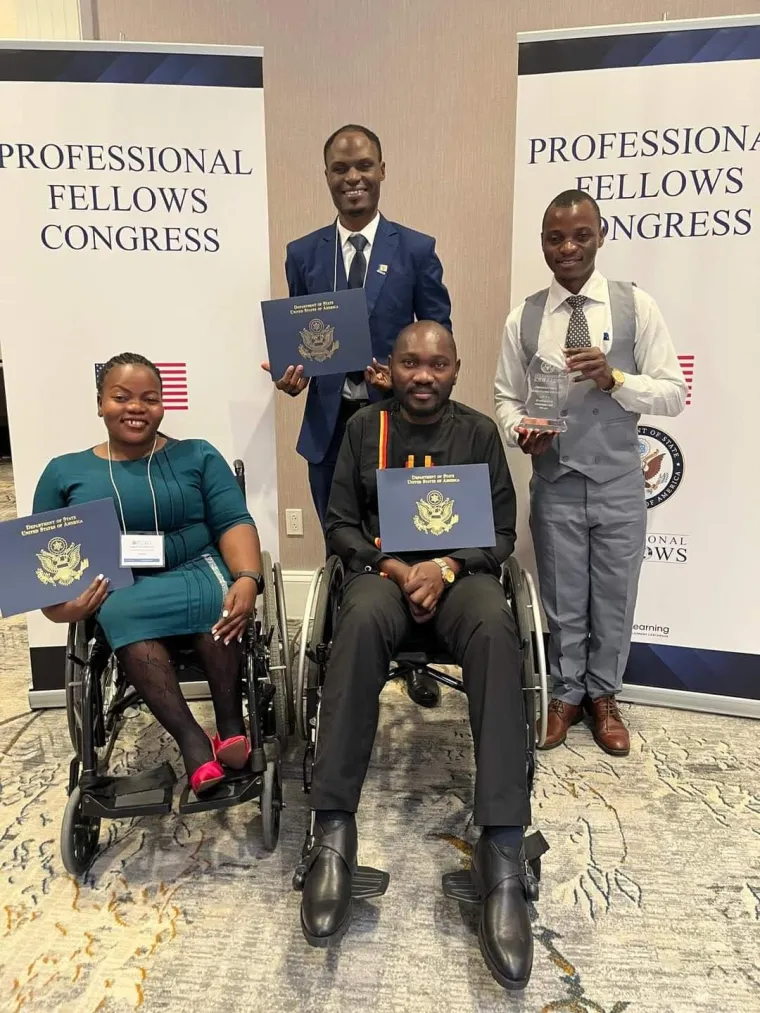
[33,352,263,798]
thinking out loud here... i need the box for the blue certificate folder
[377,464,495,554]
[261,288,373,379]
[0,498,133,618]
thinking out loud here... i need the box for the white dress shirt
[337,212,380,400]
[494,270,687,446]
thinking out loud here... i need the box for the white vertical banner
[0,41,276,695]
[511,17,760,713]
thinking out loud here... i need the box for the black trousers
[310,572,532,828]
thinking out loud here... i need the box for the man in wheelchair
[299,321,540,990]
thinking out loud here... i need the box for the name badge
[120,533,165,568]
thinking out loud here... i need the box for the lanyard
[107,436,160,536]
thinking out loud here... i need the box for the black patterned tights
[116,634,246,775]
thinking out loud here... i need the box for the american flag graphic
[677,354,695,406]
[95,362,189,410]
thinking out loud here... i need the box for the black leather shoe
[405,668,441,708]
[472,834,533,991]
[300,815,357,947]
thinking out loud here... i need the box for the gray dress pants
[529,467,646,704]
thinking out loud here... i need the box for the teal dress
[33,438,255,650]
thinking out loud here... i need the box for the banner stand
[0,41,277,707]
[511,16,760,716]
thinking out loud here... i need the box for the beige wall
[93,0,759,568]
[0,0,84,38]
[0,0,17,36]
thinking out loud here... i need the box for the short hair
[97,352,162,397]
[543,189,603,230]
[393,321,457,358]
[323,124,382,164]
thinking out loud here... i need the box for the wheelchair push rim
[273,561,295,732]
[260,550,290,746]
[295,557,343,743]
[296,566,323,742]
[503,558,547,752]
[523,569,549,749]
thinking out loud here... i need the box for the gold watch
[607,368,625,393]
[433,557,456,585]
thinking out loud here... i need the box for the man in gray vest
[494,190,686,756]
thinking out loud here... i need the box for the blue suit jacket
[286,215,452,464]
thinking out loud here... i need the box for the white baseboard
[29,681,760,718]
[282,568,314,621]
[28,571,760,721]
[619,684,759,720]
[30,681,212,709]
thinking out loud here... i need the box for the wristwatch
[235,570,265,594]
[433,558,456,586]
[607,368,625,394]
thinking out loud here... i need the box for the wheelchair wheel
[296,568,322,741]
[260,750,283,852]
[65,622,89,758]
[261,551,289,747]
[504,558,541,763]
[273,561,295,733]
[296,557,343,742]
[523,569,549,749]
[60,786,101,877]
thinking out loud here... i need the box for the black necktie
[346,233,369,384]
[347,233,368,289]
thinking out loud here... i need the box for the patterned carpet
[1,459,759,1013]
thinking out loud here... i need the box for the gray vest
[520,280,639,484]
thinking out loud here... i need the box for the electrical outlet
[285,508,303,536]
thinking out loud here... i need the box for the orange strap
[376,415,389,553]
[378,411,389,470]
[378,411,434,470]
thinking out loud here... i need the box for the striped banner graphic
[677,354,695,406]
[95,362,189,410]
[153,362,189,410]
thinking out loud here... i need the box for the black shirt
[325,398,517,576]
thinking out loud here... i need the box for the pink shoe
[212,733,251,770]
[189,759,225,797]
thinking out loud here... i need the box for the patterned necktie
[346,233,369,384]
[565,294,591,349]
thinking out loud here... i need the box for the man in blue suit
[265,124,452,707]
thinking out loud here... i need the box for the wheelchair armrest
[233,459,246,495]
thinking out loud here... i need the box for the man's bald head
[389,320,459,422]
[393,320,457,359]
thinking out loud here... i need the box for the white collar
[547,269,607,314]
[337,211,381,249]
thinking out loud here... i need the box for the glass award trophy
[522,354,570,433]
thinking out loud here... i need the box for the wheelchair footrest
[178,768,263,814]
[442,870,481,906]
[352,866,390,900]
[80,762,177,818]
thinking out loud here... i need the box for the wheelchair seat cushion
[394,623,453,664]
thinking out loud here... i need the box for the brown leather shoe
[587,696,630,756]
[539,698,583,750]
